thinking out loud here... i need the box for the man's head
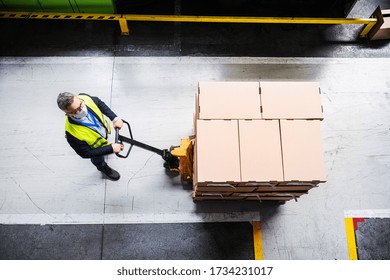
[57,92,85,118]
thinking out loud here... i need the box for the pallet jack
[115,119,194,181]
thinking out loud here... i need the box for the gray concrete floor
[0,56,389,259]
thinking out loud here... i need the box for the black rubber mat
[0,224,103,260]
[354,218,390,260]
[0,222,254,260]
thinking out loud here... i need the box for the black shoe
[101,165,120,181]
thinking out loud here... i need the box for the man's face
[64,96,84,116]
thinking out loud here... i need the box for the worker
[57,92,124,181]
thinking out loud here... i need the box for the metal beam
[0,11,378,38]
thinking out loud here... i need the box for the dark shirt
[65,93,117,158]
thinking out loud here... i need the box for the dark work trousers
[91,155,107,171]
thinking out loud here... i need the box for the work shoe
[101,165,120,181]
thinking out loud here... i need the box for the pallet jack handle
[114,119,180,170]
[115,119,164,158]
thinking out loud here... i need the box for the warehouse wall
[114,0,358,17]
[0,1,358,17]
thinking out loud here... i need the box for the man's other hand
[112,143,124,154]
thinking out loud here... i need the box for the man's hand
[112,143,124,154]
[113,118,123,129]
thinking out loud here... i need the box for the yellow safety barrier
[0,11,380,38]
[122,14,377,38]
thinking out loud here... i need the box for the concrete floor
[0,0,389,260]
[0,56,389,259]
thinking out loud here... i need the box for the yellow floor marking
[344,217,358,260]
[252,221,263,260]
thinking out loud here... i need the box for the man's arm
[66,132,113,158]
[90,95,117,121]
[85,94,123,128]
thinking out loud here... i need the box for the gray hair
[57,92,75,110]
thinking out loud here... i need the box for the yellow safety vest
[65,94,111,149]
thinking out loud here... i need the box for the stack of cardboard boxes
[193,81,326,202]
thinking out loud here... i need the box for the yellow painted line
[344,218,358,260]
[252,220,263,260]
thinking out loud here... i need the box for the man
[57,92,124,180]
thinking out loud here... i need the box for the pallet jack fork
[115,119,193,181]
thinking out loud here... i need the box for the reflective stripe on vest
[65,95,111,148]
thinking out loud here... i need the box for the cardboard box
[239,120,284,182]
[280,120,326,182]
[193,81,326,202]
[260,81,323,119]
[369,8,390,40]
[196,119,241,183]
[198,81,261,119]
